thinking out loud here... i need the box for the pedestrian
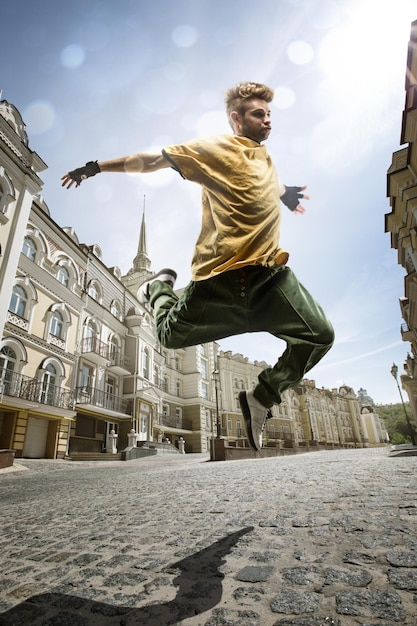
[62,81,334,452]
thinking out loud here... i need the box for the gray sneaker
[239,390,272,451]
[138,268,177,304]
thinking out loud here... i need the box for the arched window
[109,336,119,363]
[40,363,57,405]
[22,236,37,261]
[57,266,69,287]
[50,310,63,338]
[0,346,16,391]
[88,283,98,300]
[83,321,97,353]
[110,300,121,319]
[86,322,95,339]
[9,285,27,318]
[0,168,15,218]
[88,280,101,302]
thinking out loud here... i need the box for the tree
[376,403,414,443]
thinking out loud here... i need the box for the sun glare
[318,0,415,92]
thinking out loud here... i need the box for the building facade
[386,19,417,433]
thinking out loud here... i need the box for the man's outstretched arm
[61,152,170,189]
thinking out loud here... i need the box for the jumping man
[62,81,334,451]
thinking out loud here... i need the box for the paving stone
[324,566,373,587]
[342,550,376,565]
[272,618,341,625]
[204,607,260,625]
[233,587,265,603]
[386,550,417,567]
[270,588,322,614]
[335,590,405,621]
[281,565,322,586]
[236,566,275,583]
[388,568,417,590]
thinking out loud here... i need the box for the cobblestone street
[0,447,416,625]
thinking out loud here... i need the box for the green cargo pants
[149,265,334,407]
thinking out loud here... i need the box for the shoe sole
[238,391,261,452]
[155,268,177,285]
[138,268,177,304]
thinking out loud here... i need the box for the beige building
[360,406,390,446]
[0,95,387,462]
[386,19,417,435]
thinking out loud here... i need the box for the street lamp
[390,363,416,446]
[212,369,221,438]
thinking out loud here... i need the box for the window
[176,380,181,397]
[9,285,27,318]
[84,321,96,346]
[105,376,115,395]
[153,364,160,387]
[40,363,57,405]
[22,236,36,260]
[79,365,93,390]
[50,310,63,338]
[57,266,69,287]
[0,346,16,388]
[200,358,207,380]
[142,347,149,379]
[88,281,101,301]
[110,300,121,318]
[0,170,15,219]
[201,381,209,399]
[109,336,119,362]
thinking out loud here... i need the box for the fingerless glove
[280,186,304,211]
[68,161,101,185]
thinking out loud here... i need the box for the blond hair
[224,82,274,119]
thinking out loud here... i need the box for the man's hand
[281,185,309,214]
[61,161,101,189]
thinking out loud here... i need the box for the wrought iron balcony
[156,413,193,431]
[0,371,73,409]
[80,336,109,362]
[108,351,131,374]
[74,386,130,415]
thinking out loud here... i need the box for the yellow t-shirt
[163,134,289,281]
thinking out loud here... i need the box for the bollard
[127,429,138,448]
[178,437,185,454]
[107,429,118,453]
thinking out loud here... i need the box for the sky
[1,0,416,404]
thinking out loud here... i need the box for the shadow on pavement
[0,526,254,626]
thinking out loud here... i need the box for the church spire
[133,196,151,272]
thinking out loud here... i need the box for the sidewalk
[0,447,416,625]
